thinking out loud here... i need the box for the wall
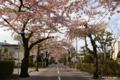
[1,45,24,66]
[113,41,120,60]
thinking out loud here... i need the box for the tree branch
[29,36,54,50]
[22,18,29,32]
[47,31,52,37]
[84,36,94,54]
[2,17,19,34]
[40,48,47,51]
[27,31,34,40]
[19,0,23,12]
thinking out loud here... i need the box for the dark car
[54,62,57,64]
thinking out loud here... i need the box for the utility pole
[76,37,78,70]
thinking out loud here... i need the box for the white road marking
[58,71,59,73]
[58,76,61,80]
[57,65,59,70]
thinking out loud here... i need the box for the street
[17,63,94,80]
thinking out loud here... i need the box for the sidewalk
[13,68,48,80]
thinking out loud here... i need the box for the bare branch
[29,36,54,50]
[47,31,52,37]
[84,36,94,54]
[21,18,30,32]
[19,0,23,12]
[2,17,19,34]
[27,31,34,41]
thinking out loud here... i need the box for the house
[0,40,9,60]
[112,41,120,60]
[71,53,85,62]
[0,40,41,65]
[29,49,38,62]
[0,41,24,66]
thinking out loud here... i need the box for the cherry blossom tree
[64,0,109,79]
[41,37,73,62]
[0,0,69,77]
[29,35,73,71]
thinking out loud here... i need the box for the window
[14,48,20,50]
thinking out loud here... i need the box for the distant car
[54,62,57,64]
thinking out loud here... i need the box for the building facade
[112,41,120,60]
[1,44,24,66]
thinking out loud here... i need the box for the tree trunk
[104,52,107,60]
[50,57,53,64]
[43,58,46,68]
[19,50,29,77]
[69,57,71,68]
[88,34,99,79]
[64,57,66,65]
[46,58,48,67]
[35,45,40,71]
[93,53,98,79]
[45,51,48,67]
[42,59,44,68]
[35,52,39,71]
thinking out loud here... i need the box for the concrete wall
[112,41,120,60]
[1,45,24,66]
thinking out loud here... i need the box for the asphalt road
[18,63,93,80]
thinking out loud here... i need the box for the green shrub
[78,63,102,74]
[98,53,104,60]
[17,63,22,67]
[28,62,35,67]
[117,51,120,58]
[99,60,104,64]
[107,58,113,60]
[17,62,42,68]
[78,63,94,73]
[103,60,117,76]
[0,60,14,78]
[72,62,76,68]
[83,54,94,63]
[38,62,42,68]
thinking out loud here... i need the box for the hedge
[77,60,118,76]
[103,60,117,76]
[78,63,94,74]
[17,62,42,68]
[28,62,36,67]
[72,62,76,68]
[83,54,94,63]
[0,60,14,78]
[38,62,42,68]
[117,51,120,58]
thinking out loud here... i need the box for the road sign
[19,36,22,44]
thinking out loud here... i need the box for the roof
[0,42,9,47]
[1,44,18,46]
[0,42,4,45]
